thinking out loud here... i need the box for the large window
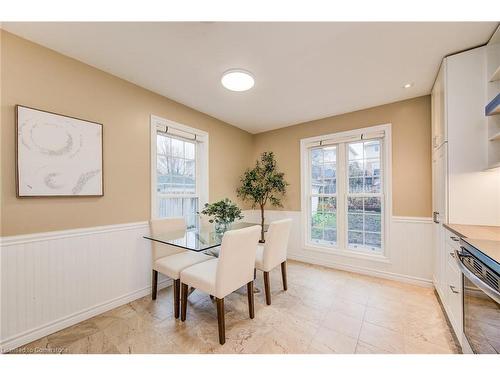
[302,125,390,257]
[151,116,208,228]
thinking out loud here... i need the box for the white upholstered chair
[180,225,261,345]
[255,219,292,305]
[150,218,213,318]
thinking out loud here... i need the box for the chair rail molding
[242,210,433,287]
[392,216,433,224]
[0,221,170,352]
[0,221,149,246]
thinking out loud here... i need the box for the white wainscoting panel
[1,213,433,351]
[0,222,169,352]
[242,210,433,287]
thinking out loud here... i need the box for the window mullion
[306,150,312,245]
[362,197,366,247]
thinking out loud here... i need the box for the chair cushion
[180,258,218,297]
[154,251,213,279]
[255,244,266,271]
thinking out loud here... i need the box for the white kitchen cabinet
[432,47,500,227]
[486,32,500,169]
[444,231,463,340]
[446,48,500,226]
[432,143,447,298]
[433,226,463,344]
[431,46,497,346]
[431,63,446,150]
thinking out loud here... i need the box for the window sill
[303,243,391,264]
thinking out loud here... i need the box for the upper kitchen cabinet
[431,46,500,227]
[431,63,446,150]
[486,27,500,169]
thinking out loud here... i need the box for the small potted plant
[200,198,243,233]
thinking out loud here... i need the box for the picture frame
[15,105,104,197]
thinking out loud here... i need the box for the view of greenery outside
[309,140,383,251]
[310,146,337,245]
[347,140,382,251]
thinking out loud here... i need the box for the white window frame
[150,115,209,220]
[300,123,392,262]
[308,145,339,247]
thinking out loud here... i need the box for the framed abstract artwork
[16,105,104,197]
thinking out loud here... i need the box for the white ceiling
[2,22,497,133]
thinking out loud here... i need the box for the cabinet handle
[449,285,459,294]
[450,236,460,242]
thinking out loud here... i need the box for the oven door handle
[454,249,500,304]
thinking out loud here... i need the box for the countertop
[443,223,500,242]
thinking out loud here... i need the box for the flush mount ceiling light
[221,69,255,92]
[403,82,414,89]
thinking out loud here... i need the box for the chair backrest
[262,219,292,270]
[149,218,186,261]
[215,225,261,298]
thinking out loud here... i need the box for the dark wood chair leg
[216,298,225,345]
[247,281,255,319]
[180,283,188,321]
[151,270,158,300]
[173,279,180,319]
[263,271,271,305]
[281,261,288,291]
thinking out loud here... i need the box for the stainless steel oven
[455,240,500,354]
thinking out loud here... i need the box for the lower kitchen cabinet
[445,257,462,339]
[434,227,463,346]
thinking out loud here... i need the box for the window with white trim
[346,140,383,250]
[302,125,390,256]
[151,116,208,228]
[310,146,338,246]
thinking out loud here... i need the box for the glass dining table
[143,221,267,257]
[143,221,267,293]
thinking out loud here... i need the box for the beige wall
[252,96,432,217]
[1,31,432,236]
[1,31,253,236]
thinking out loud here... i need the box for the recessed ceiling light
[221,69,255,92]
[403,82,414,89]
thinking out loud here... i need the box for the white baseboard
[243,209,434,287]
[1,279,171,353]
[288,252,433,287]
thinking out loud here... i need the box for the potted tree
[237,152,288,242]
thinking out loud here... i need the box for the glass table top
[143,221,266,252]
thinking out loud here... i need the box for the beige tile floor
[12,260,460,354]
